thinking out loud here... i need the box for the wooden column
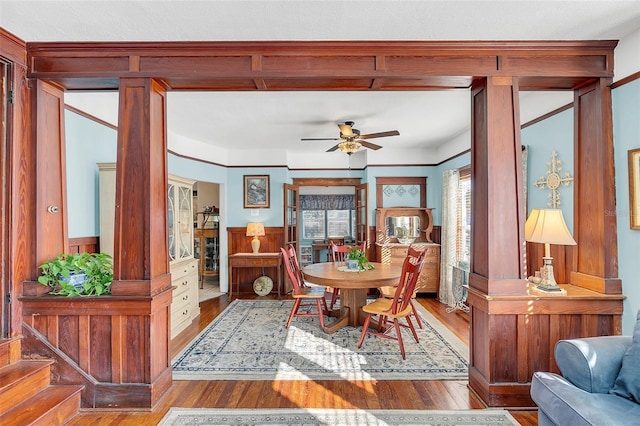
[113,78,170,284]
[571,78,622,295]
[469,76,526,296]
[108,78,173,407]
[467,77,624,408]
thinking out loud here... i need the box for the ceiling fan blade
[326,144,340,152]
[301,137,341,141]
[338,123,354,137]
[359,130,400,139]
[359,140,383,150]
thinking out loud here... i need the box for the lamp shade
[525,209,576,246]
[246,222,265,237]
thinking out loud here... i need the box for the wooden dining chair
[280,245,328,329]
[328,241,366,309]
[357,245,427,359]
[377,245,425,329]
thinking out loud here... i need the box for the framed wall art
[244,175,270,208]
[629,148,640,230]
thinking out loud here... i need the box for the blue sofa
[531,334,640,426]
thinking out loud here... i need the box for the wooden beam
[27,40,617,91]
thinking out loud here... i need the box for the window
[327,210,351,237]
[300,194,356,240]
[302,210,325,239]
[302,209,355,240]
[456,168,471,265]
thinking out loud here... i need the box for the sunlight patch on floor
[280,326,375,382]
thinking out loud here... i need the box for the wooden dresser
[376,243,440,293]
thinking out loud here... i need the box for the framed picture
[629,148,640,230]
[244,175,270,208]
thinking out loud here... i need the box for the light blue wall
[521,108,574,231]
[613,79,640,334]
[65,110,117,237]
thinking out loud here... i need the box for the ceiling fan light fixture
[338,140,361,155]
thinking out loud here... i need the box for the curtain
[522,145,529,277]
[300,194,354,210]
[439,169,459,307]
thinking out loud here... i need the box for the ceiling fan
[301,121,400,155]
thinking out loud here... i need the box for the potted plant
[347,246,374,271]
[37,252,113,296]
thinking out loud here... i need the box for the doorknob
[47,205,59,213]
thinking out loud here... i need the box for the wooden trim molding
[376,176,427,208]
[26,40,617,91]
[292,177,361,186]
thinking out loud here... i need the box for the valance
[300,195,355,210]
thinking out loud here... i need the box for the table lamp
[524,208,576,292]
[246,222,265,253]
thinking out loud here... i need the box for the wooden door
[283,183,299,250]
[355,183,368,246]
[1,62,7,338]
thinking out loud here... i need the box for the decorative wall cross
[533,150,574,208]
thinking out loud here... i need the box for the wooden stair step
[0,384,83,426]
[0,338,21,369]
[0,359,54,413]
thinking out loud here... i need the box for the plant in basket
[347,246,374,271]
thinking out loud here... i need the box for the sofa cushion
[555,336,631,393]
[610,309,640,403]
[532,371,640,426]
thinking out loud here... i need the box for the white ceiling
[2,1,639,166]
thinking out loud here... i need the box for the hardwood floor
[66,294,538,425]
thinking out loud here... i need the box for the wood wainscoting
[20,284,174,409]
[68,236,99,254]
[228,227,287,295]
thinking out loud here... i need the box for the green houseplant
[38,252,113,296]
[347,246,374,271]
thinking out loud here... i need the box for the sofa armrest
[555,336,632,393]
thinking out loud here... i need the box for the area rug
[158,408,520,426]
[171,299,468,381]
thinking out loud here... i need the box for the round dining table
[302,262,402,334]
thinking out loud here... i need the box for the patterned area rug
[172,299,468,381]
[158,408,520,425]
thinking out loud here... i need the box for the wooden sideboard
[376,243,440,293]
